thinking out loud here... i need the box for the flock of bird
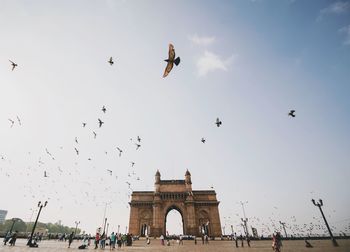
[3,42,332,237]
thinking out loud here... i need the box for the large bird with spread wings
[163,43,180,78]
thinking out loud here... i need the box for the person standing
[110,232,116,250]
[9,231,18,246]
[68,232,74,248]
[94,232,100,249]
[234,232,239,248]
[240,234,244,247]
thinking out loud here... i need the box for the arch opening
[164,206,184,236]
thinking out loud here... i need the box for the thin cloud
[196,50,235,77]
[318,1,350,20]
[189,34,216,46]
[339,25,350,45]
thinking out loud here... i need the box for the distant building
[0,210,8,224]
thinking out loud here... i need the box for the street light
[103,218,107,235]
[117,225,120,234]
[8,218,20,234]
[238,201,249,237]
[312,199,338,247]
[279,221,288,238]
[74,221,80,238]
[27,201,48,247]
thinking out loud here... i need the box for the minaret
[155,170,161,192]
[185,169,192,191]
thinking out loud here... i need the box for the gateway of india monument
[128,170,222,237]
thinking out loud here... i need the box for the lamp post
[27,201,48,247]
[231,225,234,235]
[239,201,249,237]
[125,226,127,234]
[279,221,288,238]
[102,218,107,235]
[117,225,120,234]
[106,223,109,236]
[74,221,80,238]
[312,199,338,247]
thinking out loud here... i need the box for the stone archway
[128,170,222,237]
[164,205,185,235]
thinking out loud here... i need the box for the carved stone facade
[128,170,222,237]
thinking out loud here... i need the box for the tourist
[234,232,238,247]
[3,231,11,245]
[205,234,209,244]
[247,235,251,247]
[160,234,165,245]
[94,231,100,249]
[117,233,122,249]
[179,235,183,245]
[272,232,282,252]
[9,231,18,246]
[194,235,197,245]
[110,232,116,250]
[68,232,74,248]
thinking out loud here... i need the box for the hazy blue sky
[0,0,349,236]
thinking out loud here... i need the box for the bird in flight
[107,169,112,176]
[163,43,180,78]
[8,119,15,128]
[93,131,97,139]
[16,116,22,126]
[44,171,48,178]
[74,148,79,155]
[9,60,18,71]
[135,143,141,150]
[116,147,123,157]
[137,136,141,142]
[201,138,206,143]
[215,118,222,127]
[98,119,104,128]
[82,122,87,127]
[131,162,135,167]
[102,106,106,113]
[108,57,114,66]
[75,137,79,144]
[288,110,296,117]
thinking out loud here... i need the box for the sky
[0,0,349,236]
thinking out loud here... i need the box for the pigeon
[135,143,141,150]
[44,171,48,177]
[98,119,104,128]
[215,118,222,127]
[137,136,141,142]
[288,110,296,117]
[131,162,135,167]
[201,138,206,143]
[108,57,114,66]
[163,43,181,78]
[116,147,123,157]
[8,119,15,128]
[75,137,78,144]
[82,122,87,127]
[74,148,79,155]
[107,169,112,175]
[9,60,17,71]
[93,131,97,139]
[102,106,106,113]
[16,116,22,126]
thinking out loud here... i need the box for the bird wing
[168,44,175,61]
[109,57,112,61]
[163,61,174,78]
[9,60,14,64]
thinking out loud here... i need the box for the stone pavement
[1,239,349,252]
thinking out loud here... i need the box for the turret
[185,169,192,191]
[155,170,161,192]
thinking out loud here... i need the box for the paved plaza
[1,239,350,252]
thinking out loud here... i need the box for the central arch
[164,205,184,235]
